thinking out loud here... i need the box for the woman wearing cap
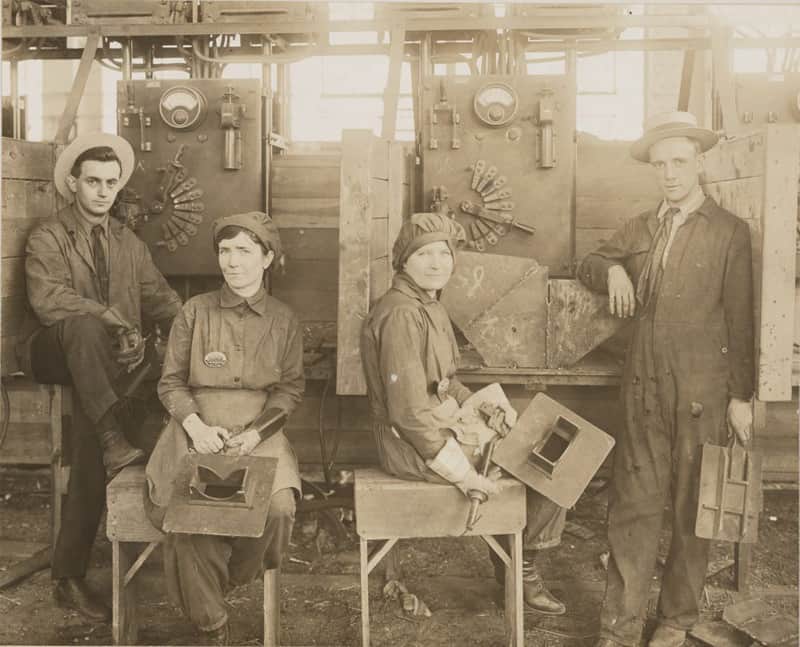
[145,211,303,645]
[360,212,566,616]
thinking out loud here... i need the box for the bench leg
[360,537,370,647]
[112,541,138,645]
[263,568,279,647]
[505,531,524,647]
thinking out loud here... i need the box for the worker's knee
[59,315,112,352]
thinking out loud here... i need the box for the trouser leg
[51,403,106,580]
[657,446,711,631]
[29,315,120,423]
[163,489,296,631]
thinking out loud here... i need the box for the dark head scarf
[212,211,284,266]
[392,212,466,271]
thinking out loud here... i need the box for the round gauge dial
[474,82,519,126]
[158,86,207,130]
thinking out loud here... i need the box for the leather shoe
[98,426,145,481]
[53,577,111,622]
[523,578,566,615]
[203,622,230,646]
[648,624,687,647]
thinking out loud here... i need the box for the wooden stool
[107,465,281,646]
[354,468,526,647]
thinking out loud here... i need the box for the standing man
[18,133,182,622]
[578,112,754,647]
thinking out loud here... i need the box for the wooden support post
[505,532,524,647]
[381,27,405,141]
[112,541,138,646]
[359,536,370,647]
[711,27,739,136]
[757,125,799,401]
[55,31,100,144]
[263,568,279,647]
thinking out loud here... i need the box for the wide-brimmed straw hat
[630,111,718,162]
[54,132,135,200]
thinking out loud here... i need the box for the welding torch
[464,404,511,532]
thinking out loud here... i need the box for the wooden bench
[106,465,281,646]
[354,468,527,647]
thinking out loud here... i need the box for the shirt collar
[219,283,269,316]
[71,203,109,239]
[657,186,707,221]
[391,272,439,305]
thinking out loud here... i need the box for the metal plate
[164,454,277,537]
[492,392,614,508]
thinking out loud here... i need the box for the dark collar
[647,194,716,234]
[62,203,125,240]
[391,272,439,305]
[219,283,268,316]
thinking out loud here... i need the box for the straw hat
[54,132,135,200]
[630,111,718,162]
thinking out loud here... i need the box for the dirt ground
[0,467,797,647]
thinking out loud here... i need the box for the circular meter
[158,86,207,130]
[474,82,519,127]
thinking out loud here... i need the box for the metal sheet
[164,454,277,537]
[546,278,625,368]
[492,392,615,508]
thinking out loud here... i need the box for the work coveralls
[578,196,754,645]
[20,204,181,581]
[360,272,565,551]
[146,285,304,632]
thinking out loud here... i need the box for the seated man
[18,133,182,621]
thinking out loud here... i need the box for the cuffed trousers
[28,315,124,580]
[161,488,296,632]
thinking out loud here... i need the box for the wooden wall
[1,138,58,376]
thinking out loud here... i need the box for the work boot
[203,622,230,646]
[648,624,686,647]
[521,559,566,615]
[53,577,111,622]
[97,411,145,481]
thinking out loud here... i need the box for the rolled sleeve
[157,304,201,423]
[380,309,449,460]
[264,312,305,416]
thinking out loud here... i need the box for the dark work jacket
[360,272,472,460]
[17,204,182,374]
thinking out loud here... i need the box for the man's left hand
[114,327,146,373]
[482,402,517,437]
[727,398,753,445]
[224,429,261,456]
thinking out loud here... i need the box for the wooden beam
[381,27,405,141]
[54,32,100,144]
[711,27,739,136]
[677,48,695,111]
[757,124,800,401]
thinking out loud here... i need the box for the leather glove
[114,327,146,373]
[426,436,499,497]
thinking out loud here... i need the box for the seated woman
[360,212,566,615]
[145,211,304,645]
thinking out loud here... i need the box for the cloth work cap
[212,211,283,263]
[630,111,719,162]
[392,212,467,271]
[54,132,135,200]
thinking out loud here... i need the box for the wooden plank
[369,137,390,181]
[369,216,389,261]
[55,32,100,144]
[388,142,407,251]
[381,26,406,140]
[272,259,338,323]
[271,164,340,199]
[1,139,55,181]
[1,256,25,298]
[0,422,51,464]
[701,131,766,182]
[279,228,339,261]
[757,125,799,401]
[2,180,54,258]
[106,467,163,542]
[336,130,373,396]
[1,295,28,338]
[369,256,392,305]
[702,176,764,222]
[271,197,339,229]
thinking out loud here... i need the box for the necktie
[635,208,678,309]
[91,225,109,305]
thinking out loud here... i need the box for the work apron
[145,388,300,529]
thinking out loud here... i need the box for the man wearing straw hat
[18,133,181,621]
[578,112,754,647]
